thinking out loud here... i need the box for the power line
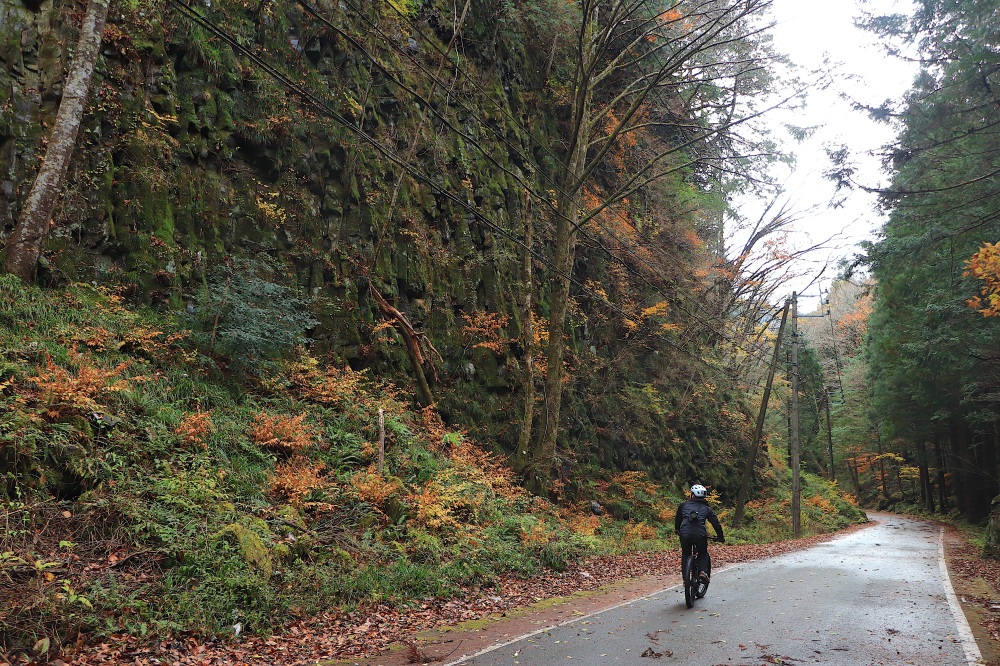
[165,0,641,325]
[331,0,782,366]
[167,0,778,375]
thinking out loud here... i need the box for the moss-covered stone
[214,522,274,578]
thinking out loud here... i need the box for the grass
[0,278,865,656]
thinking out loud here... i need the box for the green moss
[214,522,274,578]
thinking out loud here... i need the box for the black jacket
[674,498,723,539]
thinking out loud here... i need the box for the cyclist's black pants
[680,535,711,578]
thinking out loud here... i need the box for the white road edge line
[441,563,742,666]
[938,526,985,665]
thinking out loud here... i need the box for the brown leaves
[28,350,145,418]
[269,456,328,507]
[174,410,214,449]
[41,526,879,666]
[248,411,314,453]
[460,310,509,354]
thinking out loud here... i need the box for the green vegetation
[0,279,862,653]
[797,0,1000,522]
[0,0,875,657]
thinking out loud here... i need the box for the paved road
[447,514,983,665]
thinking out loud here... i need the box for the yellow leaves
[964,242,1000,316]
[351,465,403,506]
[805,494,836,515]
[461,310,510,354]
[612,471,661,500]
[413,486,456,530]
[408,443,524,534]
[520,518,552,545]
[640,301,669,319]
[255,194,289,226]
[568,514,601,536]
[621,521,657,548]
[289,352,381,411]
[621,300,680,335]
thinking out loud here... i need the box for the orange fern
[249,411,314,453]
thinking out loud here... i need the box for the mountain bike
[683,536,721,608]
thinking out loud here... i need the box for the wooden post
[825,392,835,482]
[790,292,801,538]
[377,408,385,475]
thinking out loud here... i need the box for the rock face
[2,0,529,400]
[0,0,753,488]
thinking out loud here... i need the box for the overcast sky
[735,0,918,309]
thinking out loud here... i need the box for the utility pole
[824,391,835,482]
[733,300,790,527]
[790,292,801,538]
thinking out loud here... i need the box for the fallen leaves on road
[946,528,1000,658]
[12,525,874,666]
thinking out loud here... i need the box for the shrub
[187,259,317,371]
[249,411,314,453]
[269,456,327,507]
[28,351,145,418]
[174,410,215,449]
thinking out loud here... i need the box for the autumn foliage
[965,242,1000,316]
[174,410,215,449]
[28,351,143,418]
[269,456,328,506]
[460,310,509,354]
[248,411,315,453]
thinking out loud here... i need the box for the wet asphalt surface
[448,514,980,665]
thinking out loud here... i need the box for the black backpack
[685,504,707,528]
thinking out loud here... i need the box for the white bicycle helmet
[690,484,707,498]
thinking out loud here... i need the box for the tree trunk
[949,417,970,516]
[875,432,889,499]
[535,193,578,494]
[984,494,1000,559]
[368,282,435,408]
[934,433,948,513]
[969,427,999,521]
[3,0,109,280]
[513,189,535,479]
[848,456,861,495]
[530,7,596,495]
[917,439,934,513]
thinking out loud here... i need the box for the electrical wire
[166,0,780,373]
[327,0,784,366]
[165,0,640,324]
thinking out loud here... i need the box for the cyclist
[674,484,724,582]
